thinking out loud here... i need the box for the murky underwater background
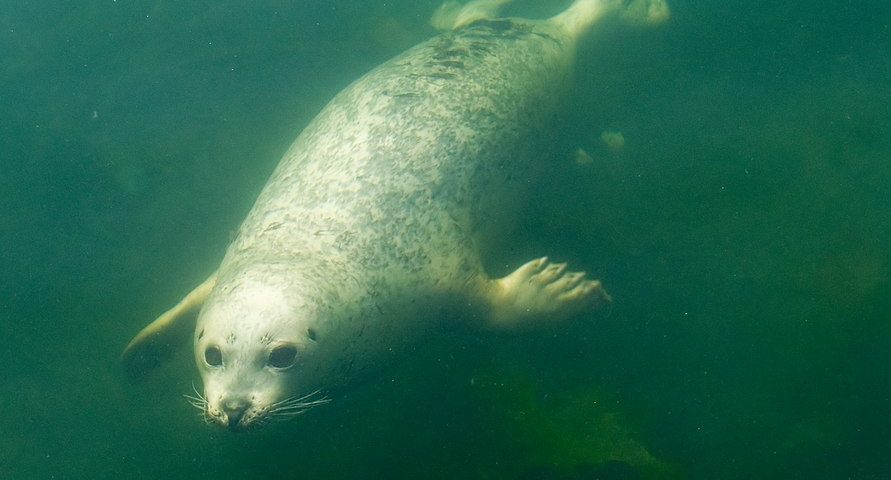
[1,0,889,478]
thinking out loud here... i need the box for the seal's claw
[536,262,568,284]
[484,258,610,329]
[519,256,549,276]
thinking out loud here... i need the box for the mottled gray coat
[197,18,578,399]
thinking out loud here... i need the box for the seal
[122,0,669,431]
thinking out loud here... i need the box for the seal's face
[192,278,327,431]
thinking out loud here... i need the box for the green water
[2,1,889,478]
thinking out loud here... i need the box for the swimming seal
[123,0,669,431]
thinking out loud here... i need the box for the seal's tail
[550,0,670,39]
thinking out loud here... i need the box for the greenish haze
[2,1,888,478]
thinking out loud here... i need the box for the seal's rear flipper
[121,273,217,381]
[431,0,514,31]
[478,257,611,329]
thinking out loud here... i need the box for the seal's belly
[221,20,576,286]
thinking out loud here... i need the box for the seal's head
[191,271,328,431]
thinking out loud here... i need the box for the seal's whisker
[277,396,329,406]
[270,389,325,408]
[271,406,313,417]
[273,410,307,418]
[271,398,330,412]
[191,382,206,401]
[183,381,208,412]
[273,400,330,412]
[272,407,309,416]
[183,395,206,407]
[268,391,331,423]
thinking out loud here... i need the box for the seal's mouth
[183,385,331,431]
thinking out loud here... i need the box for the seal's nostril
[223,400,249,429]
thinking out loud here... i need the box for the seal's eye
[204,345,223,367]
[268,345,297,369]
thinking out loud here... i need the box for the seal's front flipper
[431,0,514,31]
[550,0,670,40]
[121,273,217,381]
[480,257,611,329]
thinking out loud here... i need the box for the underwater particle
[600,130,625,152]
[573,147,594,166]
